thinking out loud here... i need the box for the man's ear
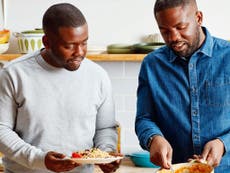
[196,11,203,26]
[42,35,50,49]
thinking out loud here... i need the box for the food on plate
[157,163,213,173]
[71,148,115,159]
[175,163,213,173]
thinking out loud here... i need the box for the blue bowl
[128,151,159,168]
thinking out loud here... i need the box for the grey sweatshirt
[0,51,117,173]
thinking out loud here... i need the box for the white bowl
[0,43,9,54]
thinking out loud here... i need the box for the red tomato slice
[72,152,82,158]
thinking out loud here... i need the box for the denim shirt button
[189,63,194,69]
[192,110,198,115]
[194,135,199,140]
[191,87,196,93]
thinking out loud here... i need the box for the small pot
[13,29,44,54]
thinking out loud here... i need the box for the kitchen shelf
[0,54,146,62]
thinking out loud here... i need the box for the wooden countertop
[94,157,159,173]
[0,158,158,173]
[0,53,146,62]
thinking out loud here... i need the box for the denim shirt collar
[168,27,214,63]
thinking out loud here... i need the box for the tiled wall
[96,61,143,154]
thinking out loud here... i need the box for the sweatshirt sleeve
[0,69,47,169]
[93,70,117,152]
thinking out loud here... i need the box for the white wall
[4,0,230,53]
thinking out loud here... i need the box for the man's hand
[98,153,123,173]
[45,151,79,172]
[149,135,173,169]
[201,139,225,167]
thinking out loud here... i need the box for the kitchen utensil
[169,165,174,173]
[167,161,174,173]
[128,151,159,168]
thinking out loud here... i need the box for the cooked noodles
[73,148,114,159]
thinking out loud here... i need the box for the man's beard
[170,30,201,58]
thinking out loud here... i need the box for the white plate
[71,156,123,164]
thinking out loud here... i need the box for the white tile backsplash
[96,61,125,78]
[114,95,125,112]
[97,61,142,154]
[116,111,136,129]
[111,78,138,95]
[124,62,141,77]
[125,95,137,112]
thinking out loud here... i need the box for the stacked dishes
[132,42,165,54]
[107,44,134,54]
[107,42,165,54]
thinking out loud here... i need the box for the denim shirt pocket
[205,77,230,107]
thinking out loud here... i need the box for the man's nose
[168,30,181,42]
[74,45,84,56]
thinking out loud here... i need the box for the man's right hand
[45,151,79,172]
[149,135,173,169]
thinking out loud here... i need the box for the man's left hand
[98,153,123,173]
[201,139,225,167]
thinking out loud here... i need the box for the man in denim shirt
[135,0,230,172]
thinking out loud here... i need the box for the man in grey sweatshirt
[0,3,119,173]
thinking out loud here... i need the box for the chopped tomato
[71,152,82,158]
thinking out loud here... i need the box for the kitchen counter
[0,53,146,62]
[0,158,159,173]
[94,157,159,173]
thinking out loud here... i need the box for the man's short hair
[154,0,196,16]
[42,3,87,35]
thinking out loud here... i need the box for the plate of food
[70,148,123,164]
[156,161,214,173]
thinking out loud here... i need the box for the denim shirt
[135,27,230,172]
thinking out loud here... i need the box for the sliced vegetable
[72,152,82,158]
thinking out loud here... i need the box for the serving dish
[156,162,214,173]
